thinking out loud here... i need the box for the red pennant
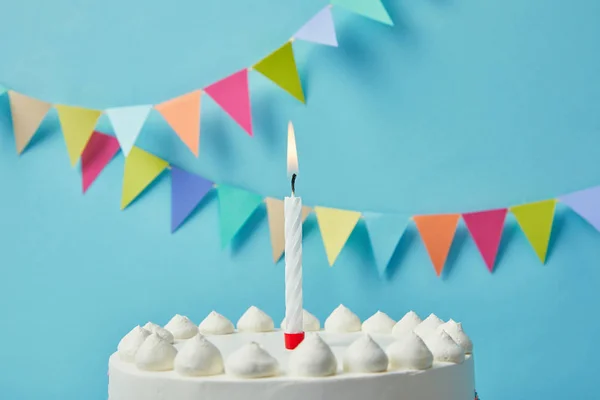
[81,132,120,193]
[204,70,253,136]
[463,209,507,272]
[413,214,460,276]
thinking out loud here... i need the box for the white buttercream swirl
[237,306,274,332]
[392,311,422,337]
[134,333,178,371]
[174,334,224,376]
[117,326,151,362]
[413,313,444,338]
[361,311,396,334]
[225,342,279,378]
[324,304,362,333]
[280,309,321,332]
[386,331,433,370]
[164,314,198,339]
[438,321,473,354]
[288,334,337,377]
[343,334,388,373]
[198,311,235,335]
[143,322,174,343]
[423,329,465,363]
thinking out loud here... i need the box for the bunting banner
[314,206,362,266]
[1,4,393,161]
[81,131,120,193]
[171,167,213,233]
[120,147,169,210]
[265,198,312,262]
[363,212,408,276]
[217,184,264,248]
[510,200,556,263]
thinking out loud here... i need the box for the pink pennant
[463,209,507,272]
[81,131,120,193]
[204,70,253,136]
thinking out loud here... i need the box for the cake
[109,305,475,400]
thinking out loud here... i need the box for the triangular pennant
[293,6,338,46]
[463,209,507,272]
[8,91,52,154]
[363,212,409,276]
[121,147,169,209]
[413,214,460,276]
[331,0,393,25]
[217,185,264,247]
[204,70,253,136]
[559,186,600,231]
[105,105,152,156]
[314,206,362,266]
[265,198,312,263]
[510,200,556,263]
[55,105,103,166]
[155,90,201,156]
[170,167,214,232]
[252,42,305,103]
[81,131,120,193]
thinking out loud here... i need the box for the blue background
[1,0,599,399]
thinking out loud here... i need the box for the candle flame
[287,121,299,177]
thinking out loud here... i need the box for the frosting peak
[288,334,337,377]
[343,334,388,373]
[135,333,178,371]
[237,306,275,332]
[164,314,198,339]
[324,304,361,333]
[174,334,224,376]
[281,309,321,332]
[414,313,444,338]
[438,321,473,354]
[225,342,278,378]
[392,311,422,337]
[386,331,433,370]
[198,311,235,335]
[117,326,151,362]
[143,321,174,344]
[361,311,395,334]
[424,329,465,364]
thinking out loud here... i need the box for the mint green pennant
[217,184,264,247]
[331,0,393,25]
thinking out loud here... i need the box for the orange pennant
[413,214,460,276]
[155,90,201,156]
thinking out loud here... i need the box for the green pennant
[217,184,264,247]
[252,42,305,103]
[510,199,556,263]
[331,0,393,26]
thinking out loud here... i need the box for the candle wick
[291,173,297,196]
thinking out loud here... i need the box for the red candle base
[284,332,305,350]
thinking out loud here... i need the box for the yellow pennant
[121,147,169,209]
[8,91,52,154]
[252,42,305,103]
[314,206,362,266]
[55,105,102,166]
[265,198,312,263]
[510,199,556,263]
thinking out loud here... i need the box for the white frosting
[324,304,362,333]
[343,334,388,373]
[134,333,178,371]
[392,311,422,337]
[280,309,321,332]
[174,334,224,376]
[414,313,444,338]
[236,306,275,332]
[164,315,198,339]
[117,326,151,362]
[424,330,465,363]
[386,331,433,370]
[225,342,279,378]
[288,334,337,377]
[438,321,473,354]
[199,311,235,335]
[361,311,395,334]
[143,322,174,344]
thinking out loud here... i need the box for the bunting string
[1,1,393,160]
[47,131,600,279]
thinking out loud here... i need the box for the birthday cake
[108,305,475,400]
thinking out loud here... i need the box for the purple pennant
[171,166,214,232]
[293,6,338,47]
[559,186,600,231]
